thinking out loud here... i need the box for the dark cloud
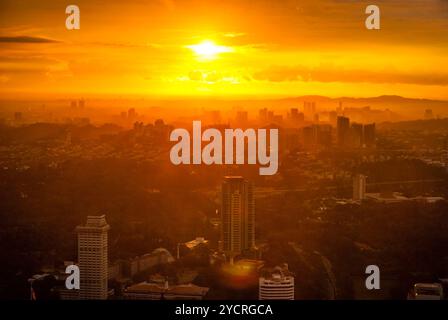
[0,36,59,43]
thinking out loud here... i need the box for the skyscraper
[353,174,367,201]
[76,215,110,300]
[337,116,350,147]
[350,123,363,148]
[259,265,295,300]
[221,176,255,260]
[363,123,376,147]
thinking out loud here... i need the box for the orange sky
[1,0,448,99]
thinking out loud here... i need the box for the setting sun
[187,40,233,60]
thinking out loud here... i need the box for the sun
[187,40,232,60]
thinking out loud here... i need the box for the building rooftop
[76,214,110,231]
[260,264,294,281]
[184,237,209,249]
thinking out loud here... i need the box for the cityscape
[1,98,448,300]
[1,0,448,302]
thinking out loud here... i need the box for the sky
[0,0,448,99]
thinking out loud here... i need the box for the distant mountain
[378,118,448,131]
[279,95,448,104]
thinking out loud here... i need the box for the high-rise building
[317,124,332,147]
[349,123,363,148]
[302,125,332,149]
[290,108,299,119]
[76,215,110,300]
[259,264,294,300]
[221,176,255,260]
[353,174,367,201]
[363,123,376,147]
[337,116,350,146]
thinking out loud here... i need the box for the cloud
[253,65,448,86]
[0,36,60,43]
[223,32,246,38]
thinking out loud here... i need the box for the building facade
[259,265,295,300]
[76,215,110,300]
[221,176,255,259]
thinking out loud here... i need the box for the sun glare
[187,40,232,60]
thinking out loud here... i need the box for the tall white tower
[76,215,110,300]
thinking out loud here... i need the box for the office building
[349,123,363,148]
[363,123,376,147]
[76,215,110,300]
[221,176,255,260]
[337,116,350,147]
[259,265,295,300]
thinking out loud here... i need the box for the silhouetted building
[290,108,299,119]
[363,123,376,147]
[303,125,332,148]
[349,123,363,148]
[337,116,350,146]
[221,176,255,261]
[289,108,304,124]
